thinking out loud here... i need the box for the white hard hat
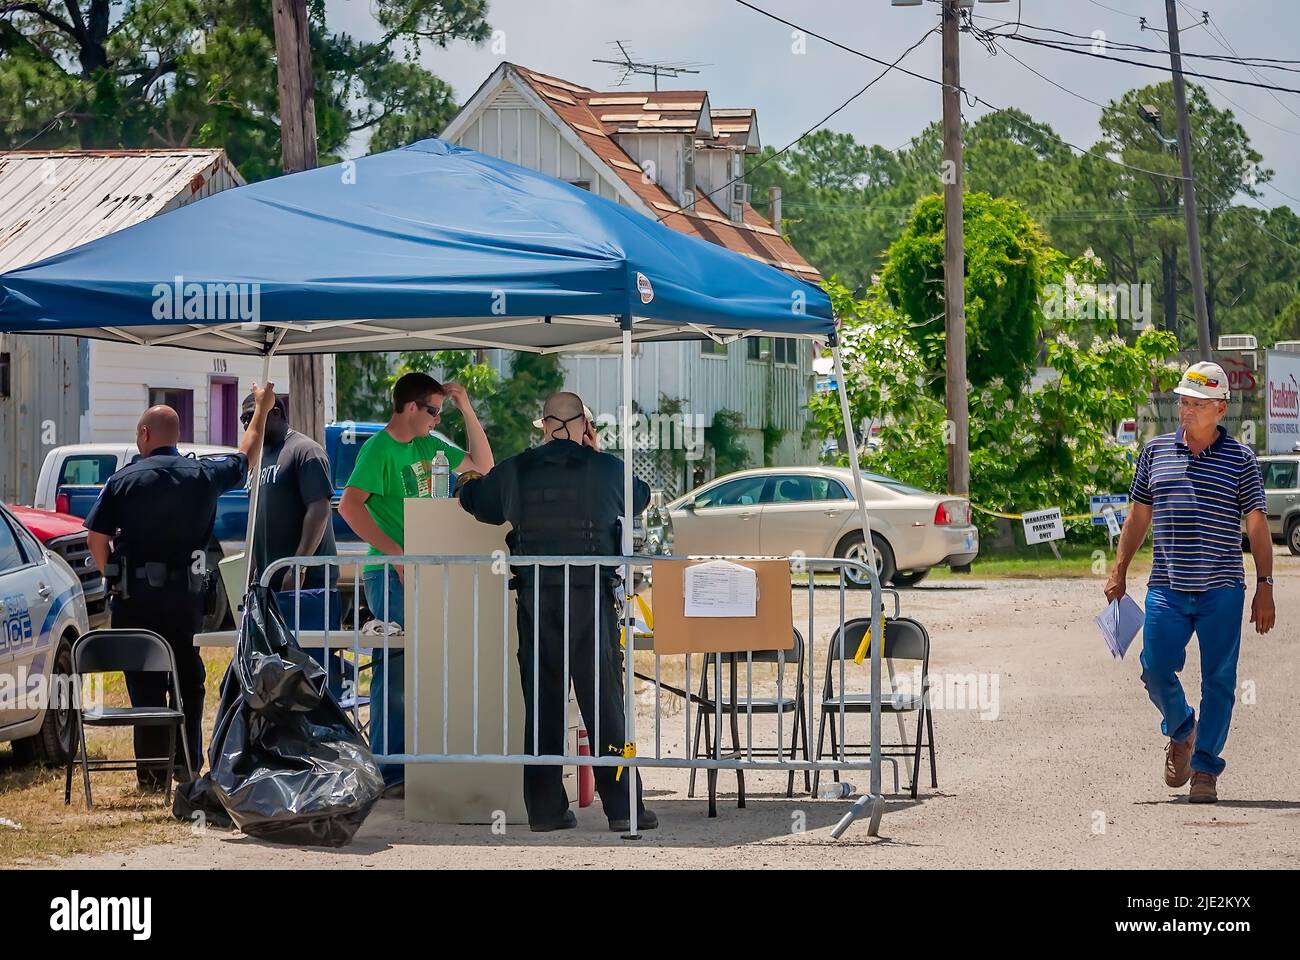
[1173,361,1229,400]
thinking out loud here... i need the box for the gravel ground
[40,548,1300,869]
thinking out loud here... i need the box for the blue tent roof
[0,139,832,355]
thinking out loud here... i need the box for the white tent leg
[620,315,639,839]
[243,349,274,589]
[831,342,884,837]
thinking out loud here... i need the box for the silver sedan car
[665,467,979,587]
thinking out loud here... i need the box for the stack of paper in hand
[1095,594,1143,659]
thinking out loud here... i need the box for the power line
[1259,179,1300,207]
[1138,22,1300,146]
[984,34,1109,109]
[973,16,1300,73]
[1187,2,1300,123]
[1085,0,1144,20]
[998,34,1300,96]
[732,0,1191,184]
[1240,196,1300,252]
[656,19,938,223]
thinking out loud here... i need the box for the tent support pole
[829,339,884,838]
[619,313,640,840]
[243,346,275,590]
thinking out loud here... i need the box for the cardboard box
[650,558,794,655]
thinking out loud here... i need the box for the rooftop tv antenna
[593,41,707,91]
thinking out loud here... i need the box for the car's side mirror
[683,499,697,512]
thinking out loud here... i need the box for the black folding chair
[687,629,810,802]
[65,629,194,809]
[812,616,937,800]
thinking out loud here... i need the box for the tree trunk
[273,0,326,442]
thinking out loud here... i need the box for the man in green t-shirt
[339,371,493,788]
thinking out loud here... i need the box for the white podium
[403,498,575,824]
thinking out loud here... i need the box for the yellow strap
[971,503,1094,522]
[854,615,885,665]
[636,593,654,631]
[611,741,636,781]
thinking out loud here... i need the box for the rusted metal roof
[701,108,761,152]
[0,149,243,273]
[505,65,818,282]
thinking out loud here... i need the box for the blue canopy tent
[0,138,882,834]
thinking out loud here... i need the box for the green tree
[825,252,1181,538]
[881,192,1050,396]
[0,1,490,178]
[388,349,498,448]
[705,409,750,476]
[335,352,394,423]
[479,351,564,461]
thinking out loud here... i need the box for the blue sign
[1090,494,1129,526]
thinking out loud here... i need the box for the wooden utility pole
[1165,0,1213,360]
[941,0,969,495]
[273,0,327,442]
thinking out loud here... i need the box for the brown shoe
[1164,724,1196,787]
[1189,771,1218,803]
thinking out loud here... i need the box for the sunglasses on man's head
[419,403,442,419]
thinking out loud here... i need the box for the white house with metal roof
[440,63,823,492]
[0,149,302,503]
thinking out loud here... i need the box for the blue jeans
[362,567,406,786]
[1140,584,1245,777]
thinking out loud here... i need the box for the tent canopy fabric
[0,139,832,355]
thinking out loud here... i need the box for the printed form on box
[683,560,758,618]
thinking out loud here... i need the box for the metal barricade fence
[261,554,890,838]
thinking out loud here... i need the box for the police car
[0,501,90,766]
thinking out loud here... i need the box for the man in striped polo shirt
[1105,361,1275,803]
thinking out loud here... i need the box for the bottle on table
[430,450,450,498]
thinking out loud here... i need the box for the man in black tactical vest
[457,391,657,832]
[85,383,278,788]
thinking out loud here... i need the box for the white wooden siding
[614,133,686,205]
[85,340,290,443]
[448,81,817,469]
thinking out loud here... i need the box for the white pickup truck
[34,439,378,629]
[34,442,242,631]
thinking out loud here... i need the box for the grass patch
[0,649,233,867]
[928,544,1153,580]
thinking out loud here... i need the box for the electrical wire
[732,0,1192,183]
[655,20,939,222]
[996,34,1300,96]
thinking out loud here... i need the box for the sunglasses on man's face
[240,407,283,426]
[418,403,442,420]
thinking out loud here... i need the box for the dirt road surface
[35,550,1300,869]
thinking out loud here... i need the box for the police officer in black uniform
[458,391,657,832]
[85,382,278,788]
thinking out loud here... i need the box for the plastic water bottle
[430,450,450,498]
[644,493,665,555]
[818,781,855,799]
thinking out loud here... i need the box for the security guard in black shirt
[458,391,657,832]
[85,382,278,788]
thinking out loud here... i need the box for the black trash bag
[205,584,385,846]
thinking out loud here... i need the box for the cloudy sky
[326,0,1300,211]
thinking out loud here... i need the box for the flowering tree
[814,246,1181,537]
